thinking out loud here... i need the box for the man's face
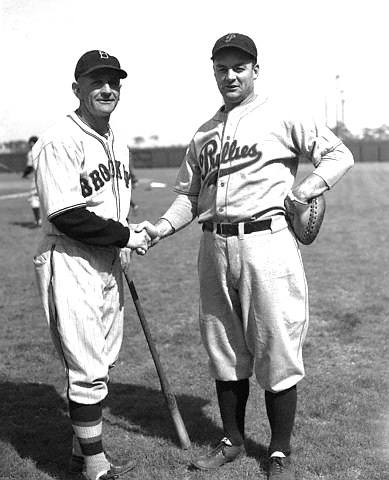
[213,48,259,108]
[73,70,121,119]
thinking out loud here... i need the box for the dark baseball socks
[216,380,297,457]
[216,378,250,446]
[69,400,110,480]
[265,385,297,457]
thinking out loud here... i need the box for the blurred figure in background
[129,149,139,214]
[22,135,41,226]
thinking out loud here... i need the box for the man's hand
[127,227,151,255]
[292,173,329,203]
[130,219,174,256]
[134,221,161,247]
[120,247,132,271]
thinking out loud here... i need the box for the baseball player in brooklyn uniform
[32,50,155,480]
[138,34,353,479]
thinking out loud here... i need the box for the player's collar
[216,94,267,119]
[69,111,112,139]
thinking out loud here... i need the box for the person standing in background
[22,135,41,226]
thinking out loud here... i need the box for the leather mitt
[284,192,326,245]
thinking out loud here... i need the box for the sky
[0,0,387,145]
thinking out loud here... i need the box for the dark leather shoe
[192,437,245,471]
[69,454,84,473]
[69,453,136,477]
[268,455,295,479]
[96,464,137,480]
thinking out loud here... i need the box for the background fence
[345,140,389,163]
[1,140,389,173]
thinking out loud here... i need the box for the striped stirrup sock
[69,400,110,480]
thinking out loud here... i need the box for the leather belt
[202,219,272,236]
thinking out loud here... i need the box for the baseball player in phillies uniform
[32,50,155,480]
[138,34,353,479]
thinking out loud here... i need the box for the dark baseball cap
[74,50,127,80]
[211,33,257,61]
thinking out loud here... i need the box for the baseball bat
[123,270,191,450]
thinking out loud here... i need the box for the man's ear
[212,62,218,80]
[253,63,260,80]
[72,81,81,99]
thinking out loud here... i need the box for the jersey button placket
[216,116,231,221]
[216,165,227,221]
[220,125,234,222]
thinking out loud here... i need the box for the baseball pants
[34,236,124,404]
[198,216,309,393]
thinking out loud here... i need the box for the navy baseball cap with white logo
[74,50,128,80]
[211,33,257,61]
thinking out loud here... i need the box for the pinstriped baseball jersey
[32,111,131,404]
[170,95,353,225]
[33,111,132,235]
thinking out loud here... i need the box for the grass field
[0,164,388,480]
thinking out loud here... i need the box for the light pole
[335,74,340,135]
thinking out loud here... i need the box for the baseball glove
[284,192,326,245]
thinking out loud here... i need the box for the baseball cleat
[83,466,135,480]
[267,455,295,479]
[69,453,136,477]
[191,437,245,470]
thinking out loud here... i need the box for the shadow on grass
[11,220,41,229]
[106,383,268,468]
[0,380,74,479]
[0,380,267,478]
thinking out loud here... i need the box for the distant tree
[330,122,358,141]
[3,140,28,152]
[150,134,159,142]
[361,125,389,140]
[133,136,145,145]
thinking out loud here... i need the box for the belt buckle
[217,224,225,235]
[217,224,231,235]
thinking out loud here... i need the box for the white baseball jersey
[163,95,353,228]
[33,111,132,235]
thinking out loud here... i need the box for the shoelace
[206,437,232,456]
[220,437,233,447]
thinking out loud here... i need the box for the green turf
[0,164,388,479]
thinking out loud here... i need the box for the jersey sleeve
[290,118,354,188]
[158,139,200,231]
[173,140,202,196]
[160,193,198,231]
[34,140,86,219]
[52,207,130,247]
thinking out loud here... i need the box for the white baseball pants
[34,236,124,404]
[198,216,309,393]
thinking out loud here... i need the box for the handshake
[126,220,168,255]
